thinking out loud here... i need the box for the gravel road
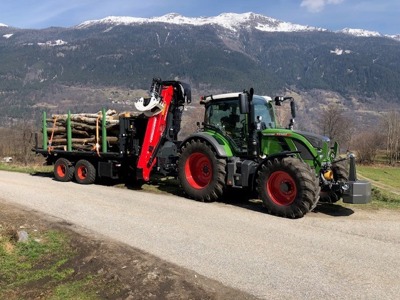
[1,170,400,299]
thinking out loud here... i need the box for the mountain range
[1,12,400,131]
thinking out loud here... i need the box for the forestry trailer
[34,78,371,218]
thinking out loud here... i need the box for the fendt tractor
[34,78,371,218]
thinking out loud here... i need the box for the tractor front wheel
[257,157,319,218]
[178,139,226,202]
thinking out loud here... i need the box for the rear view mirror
[274,96,283,106]
[239,93,249,114]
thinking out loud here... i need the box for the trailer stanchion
[42,111,48,151]
[102,108,107,153]
[67,111,72,151]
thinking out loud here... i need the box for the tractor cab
[200,93,277,155]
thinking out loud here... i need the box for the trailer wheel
[257,157,319,218]
[54,158,74,182]
[74,159,96,184]
[178,139,226,202]
[320,161,349,203]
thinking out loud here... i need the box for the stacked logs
[46,109,128,152]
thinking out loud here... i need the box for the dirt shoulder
[0,200,256,300]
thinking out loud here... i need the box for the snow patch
[339,28,381,37]
[38,40,68,47]
[0,23,8,27]
[386,34,400,42]
[330,48,351,55]
[2,33,13,39]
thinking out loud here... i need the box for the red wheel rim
[267,171,297,206]
[77,165,87,180]
[184,153,212,189]
[56,165,66,178]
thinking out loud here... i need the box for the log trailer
[34,78,371,218]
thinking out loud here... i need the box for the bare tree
[0,120,36,165]
[381,111,400,165]
[351,130,384,164]
[317,104,353,150]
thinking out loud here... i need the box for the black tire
[257,157,319,218]
[54,158,74,182]
[74,159,96,184]
[178,139,226,202]
[319,161,349,203]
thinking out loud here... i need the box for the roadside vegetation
[0,226,99,299]
[356,165,400,209]
[0,162,51,174]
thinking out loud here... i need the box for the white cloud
[301,0,344,13]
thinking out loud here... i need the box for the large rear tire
[74,159,96,184]
[257,157,319,218]
[54,158,74,182]
[319,161,349,203]
[178,139,226,202]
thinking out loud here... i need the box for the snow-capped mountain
[1,11,400,129]
[76,12,400,41]
[77,12,325,33]
[337,28,400,41]
[0,23,8,27]
[388,34,400,41]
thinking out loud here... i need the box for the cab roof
[200,92,272,104]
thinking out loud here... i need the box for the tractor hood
[294,130,330,149]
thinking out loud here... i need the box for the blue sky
[1,0,399,34]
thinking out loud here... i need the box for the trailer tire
[178,139,226,202]
[74,159,96,184]
[257,157,319,218]
[54,158,74,182]
[320,161,349,203]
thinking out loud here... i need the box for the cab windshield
[253,96,275,129]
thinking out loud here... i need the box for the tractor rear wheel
[54,158,74,182]
[178,139,226,202]
[74,159,96,184]
[319,161,349,203]
[257,157,319,218]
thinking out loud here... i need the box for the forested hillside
[0,13,399,129]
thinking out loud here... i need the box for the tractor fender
[179,132,229,158]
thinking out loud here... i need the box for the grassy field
[352,165,400,209]
[357,165,400,188]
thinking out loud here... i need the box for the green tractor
[177,89,371,218]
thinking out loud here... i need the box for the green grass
[370,188,400,209]
[0,228,98,299]
[357,165,400,189]
[356,165,400,209]
[48,279,98,300]
[0,162,52,174]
